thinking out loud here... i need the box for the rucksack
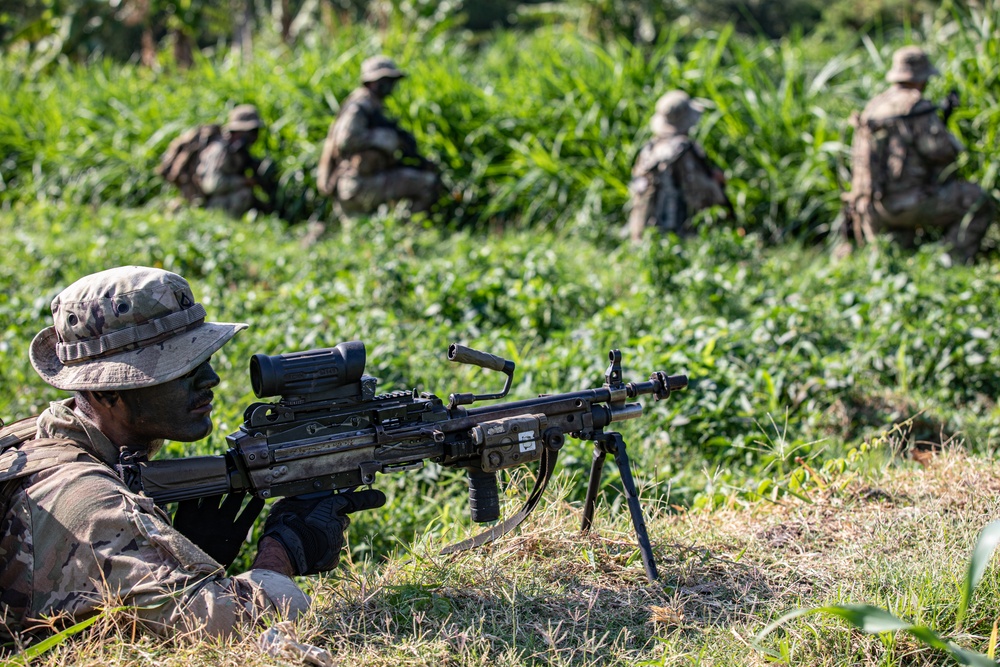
[316,122,340,197]
[156,124,223,200]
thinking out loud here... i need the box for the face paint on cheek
[116,365,217,447]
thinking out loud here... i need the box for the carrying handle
[447,344,516,408]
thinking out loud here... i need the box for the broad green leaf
[957,520,1000,631]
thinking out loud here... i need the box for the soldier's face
[372,78,398,98]
[229,130,258,151]
[115,359,221,451]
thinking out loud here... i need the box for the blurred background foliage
[0,0,946,60]
[1,0,997,242]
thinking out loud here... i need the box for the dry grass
[10,447,1000,666]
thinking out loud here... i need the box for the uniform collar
[35,398,120,467]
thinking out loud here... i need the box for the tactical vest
[0,416,90,518]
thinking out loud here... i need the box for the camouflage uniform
[317,56,440,215]
[628,91,729,242]
[158,105,266,218]
[846,47,993,262]
[196,105,265,217]
[0,401,308,640]
[0,267,309,642]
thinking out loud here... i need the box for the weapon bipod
[581,431,659,582]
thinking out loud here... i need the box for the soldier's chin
[148,439,165,458]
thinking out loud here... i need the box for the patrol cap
[225,104,264,132]
[360,55,405,83]
[651,90,704,135]
[886,46,940,83]
[30,266,248,391]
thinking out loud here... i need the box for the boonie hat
[360,55,405,83]
[651,90,704,135]
[225,104,264,132]
[886,46,939,84]
[30,266,248,391]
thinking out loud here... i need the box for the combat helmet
[361,55,405,83]
[651,90,704,135]
[225,104,264,132]
[886,46,939,84]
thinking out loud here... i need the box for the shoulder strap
[0,415,41,452]
[0,418,93,519]
[0,415,95,485]
[439,444,560,555]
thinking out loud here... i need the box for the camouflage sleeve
[19,462,309,638]
[333,101,400,157]
[910,110,963,165]
[195,143,246,196]
[676,146,728,211]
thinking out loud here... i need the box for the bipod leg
[581,446,607,533]
[606,432,659,583]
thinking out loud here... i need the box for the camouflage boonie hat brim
[886,46,940,83]
[360,55,405,83]
[30,266,248,391]
[651,91,704,135]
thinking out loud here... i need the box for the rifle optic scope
[250,341,366,398]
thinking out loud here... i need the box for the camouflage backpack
[317,123,340,197]
[845,99,937,243]
[156,124,223,201]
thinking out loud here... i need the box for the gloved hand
[172,492,266,567]
[259,489,386,576]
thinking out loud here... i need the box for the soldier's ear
[88,390,121,409]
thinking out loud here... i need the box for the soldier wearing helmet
[158,104,277,218]
[0,266,384,641]
[844,46,993,263]
[316,55,442,217]
[627,90,730,242]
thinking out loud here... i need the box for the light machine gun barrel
[138,342,687,581]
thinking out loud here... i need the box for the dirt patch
[823,389,955,451]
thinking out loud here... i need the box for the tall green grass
[2,2,997,238]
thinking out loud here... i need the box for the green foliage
[4,202,1000,562]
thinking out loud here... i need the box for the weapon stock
[940,87,961,124]
[140,342,686,581]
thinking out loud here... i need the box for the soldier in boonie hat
[885,46,940,84]
[360,55,406,83]
[314,53,442,218]
[30,266,247,391]
[1,265,385,641]
[626,89,729,242]
[651,90,705,136]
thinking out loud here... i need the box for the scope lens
[247,342,367,399]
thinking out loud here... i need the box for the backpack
[316,123,340,197]
[156,124,223,200]
[844,101,936,244]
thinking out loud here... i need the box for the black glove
[172,492,266,567]
[259,489,386,576]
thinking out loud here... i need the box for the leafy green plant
[755,520,1000,666]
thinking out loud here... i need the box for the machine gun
[137,342,687,581]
